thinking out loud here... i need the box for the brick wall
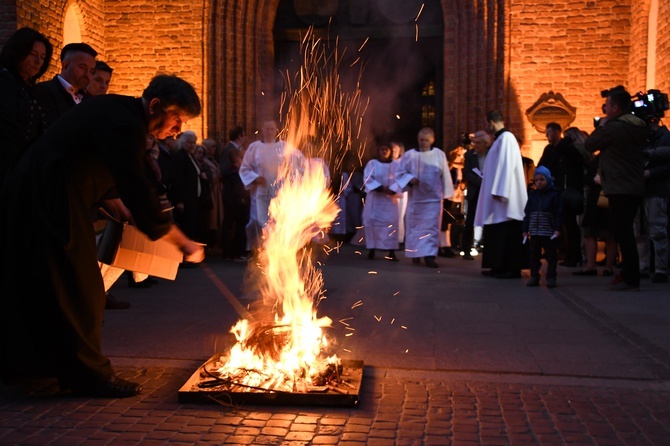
[656,0,670,93]
[103,0,205,135]
[11,0,105,74]
[3,0,669,152]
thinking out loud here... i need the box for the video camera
[599,86,669,124]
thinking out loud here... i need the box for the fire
[215,157,340,392]
[211,27,367,393]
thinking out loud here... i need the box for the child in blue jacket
[523,166,564,288]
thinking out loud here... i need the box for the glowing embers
[178,355,363,407]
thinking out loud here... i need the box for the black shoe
[424,256,439,268]
[385,251,399,262]
[462,253,474,260]
[368,249,375,260]
[105,293,130,309]
[481,269,497,276]
[128,275,153,288]
[438,247,455,258]
[652,273,668,283]
[65,374,142,398]
[526,277,540,287]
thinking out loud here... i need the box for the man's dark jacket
[584,113,648,196]
[0,94,169,384]
[32,75,77,128]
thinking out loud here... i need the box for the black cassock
[0,95,171,384]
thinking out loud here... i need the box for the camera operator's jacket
[584,113,647,196]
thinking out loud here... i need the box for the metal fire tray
[178,355,363,407]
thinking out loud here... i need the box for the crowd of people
[353,98,669,295]
[1,27,669,400]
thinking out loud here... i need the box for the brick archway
[206,0,511,148]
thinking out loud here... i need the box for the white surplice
[239,140,304,246]
[362,159,401,250]
[395,148,454,258]
[474,131,528,226]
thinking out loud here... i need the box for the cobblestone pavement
[2,243,670,444]
[2,368,669,445]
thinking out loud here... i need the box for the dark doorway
[274,0,444,152]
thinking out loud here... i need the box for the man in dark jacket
[0,75,204,398]
[32,42,97,127]
[585,86,648,291]
[635,121,670,283]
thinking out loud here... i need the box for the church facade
[2,0,669,159]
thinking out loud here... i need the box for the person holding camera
[585,86,648,291]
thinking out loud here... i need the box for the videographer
[585,86,648,291]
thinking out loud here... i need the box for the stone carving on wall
[525,91,577,132]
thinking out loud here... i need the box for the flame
[213,27,366,392]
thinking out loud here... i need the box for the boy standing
[395,127,454,268]
[523,166,564,288]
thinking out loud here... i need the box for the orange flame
[214,27,367,392]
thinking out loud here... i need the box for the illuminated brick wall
[2,0,669,152]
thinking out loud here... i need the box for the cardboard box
[98,222,183,280]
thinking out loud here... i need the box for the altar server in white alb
[363,143,402,261]
[239,119,304,249]
[395,127,454,268]
[474,110,528,278]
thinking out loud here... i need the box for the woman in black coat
[0,26,53,185]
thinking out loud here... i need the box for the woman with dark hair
[0,26,53,183]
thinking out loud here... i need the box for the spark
[345,326,355,331]
[390,318,395,324]
[354,250,362,255]
[358,37,369,52]
[393,291,400,296]
[339,317,353,326]
[401,325,408,329]
[350,57,360,67]
[345,333,354,337]
[351,300,363,309]
[419,233,430,240]
[374,315,382,322]
[415,3,425,21]
[396,114,400,119]
[368,271,378,275]
[405,349,409,353]
[343,348,351,353]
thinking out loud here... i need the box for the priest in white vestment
[474,110,528,278]
[395,127,454,268]
[239,120,304,249]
